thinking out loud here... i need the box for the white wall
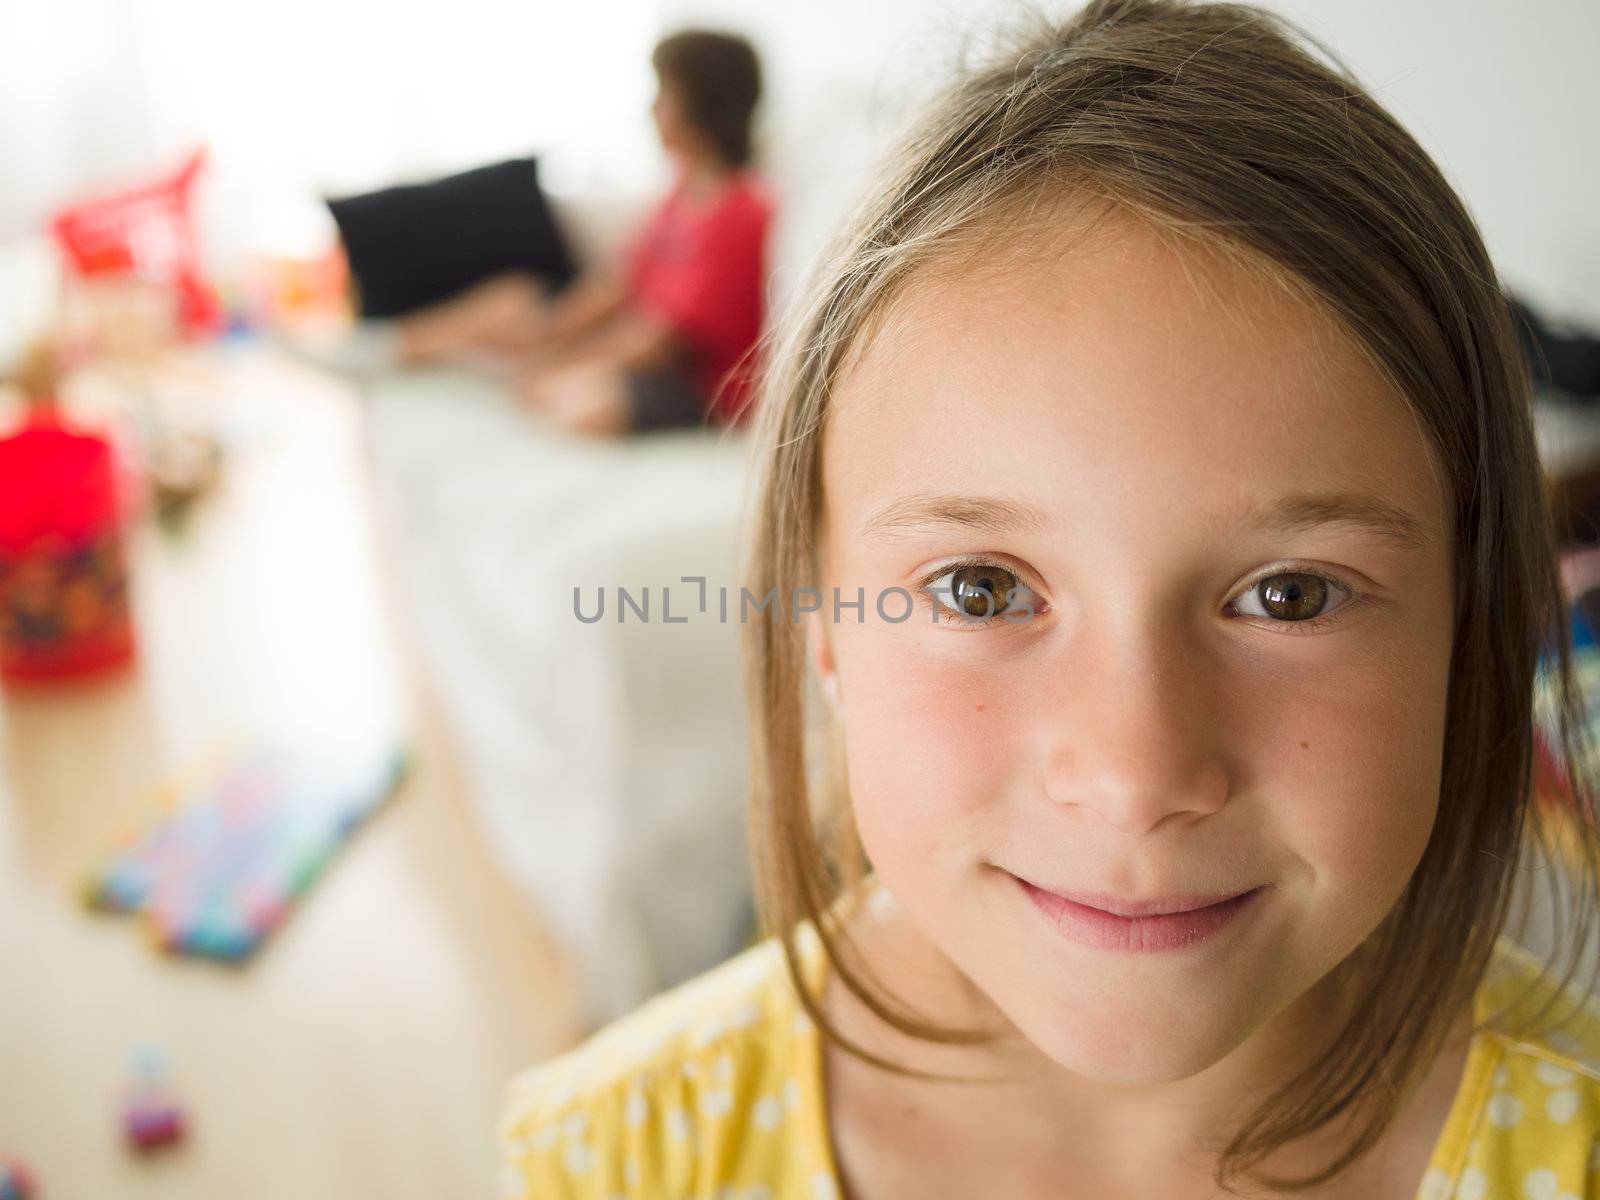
[1267,0,1599,325]
[665,0,1600,326]
[0,0,662,264]
[2,0,1596,339]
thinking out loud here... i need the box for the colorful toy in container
[50,147,221,341]
[0,339,137,684]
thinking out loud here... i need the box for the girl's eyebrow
[857,492,1054,541]
[1221,492,1438,552]
[857,490,1437,552]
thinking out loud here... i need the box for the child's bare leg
[395,273,550,364]
[519,359,632,438]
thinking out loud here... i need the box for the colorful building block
[0,1157,36,1200]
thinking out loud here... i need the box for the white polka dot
[1524,1167,1559,1200]
[563,1142,594,1173]
[681,1060,699,1077]
[742,1187,773,1200]
[625,1088,648,1127]
[1418,1167,1453,1200]
[691,1018,728,1049]
[563,1112,588,1138]
[754,1094,783,1129]
[783,1077,801,1110]
[1538,1061,1578,1086]
[624,1158,639,1185]
[729,997,762,1029]
[793,1011,814,1035]
[1494,1064,1511,1088]
[532,1124,559,1151]
[811,1170,839,1200]
[667,1106,690,1140]
[1458,1166,1487,1200]
[1547,1087,1581,1123]
[723,948,777,993]
[1488,1092,1524,1128]
[701,1087,733,1118]
[714,1052,734,1081]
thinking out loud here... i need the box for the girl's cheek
[1236,658,1447,909]
[834,626,1029,837]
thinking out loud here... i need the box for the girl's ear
[805,609,841,709]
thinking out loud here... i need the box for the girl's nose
[1038,610,1233,834]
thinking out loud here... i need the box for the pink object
[1560,546,1600,600]
[124,1099,186,1151]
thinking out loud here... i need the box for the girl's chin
[1009,1011,1256,1086]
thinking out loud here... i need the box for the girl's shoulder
[1434,934,1600,1195]
[497,926,833,1199]
[1477,934,1600,1066]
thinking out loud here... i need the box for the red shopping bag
[49,147,221,338]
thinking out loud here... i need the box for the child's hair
[650,29,763,169]
[737,0,1600,1192]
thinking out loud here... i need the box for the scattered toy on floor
[121,1044,187,1153]
[0,1156,36,1200]
[85,742,410,961]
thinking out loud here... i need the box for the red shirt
[622,169,774,426]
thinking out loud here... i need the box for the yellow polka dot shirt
[498,884,1600,1199]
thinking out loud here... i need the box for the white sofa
[353,164,863,1025]
[362,360,762,1026]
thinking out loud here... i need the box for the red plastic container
[0,410,137,683]
[49,146,221,338]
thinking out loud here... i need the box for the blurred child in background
[396,29,773,437]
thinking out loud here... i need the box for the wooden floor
[0,349,585,1198]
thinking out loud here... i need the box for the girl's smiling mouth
[1008,872,1269,953]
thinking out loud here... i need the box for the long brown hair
[737,0,1600,1192]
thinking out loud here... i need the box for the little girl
[499,0,1600,1195]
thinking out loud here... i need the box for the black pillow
[326,156,577,319]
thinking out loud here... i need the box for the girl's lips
[1011,873,1267,952]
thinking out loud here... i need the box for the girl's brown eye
[1254,573,1329,621]
[950,563,1017,618]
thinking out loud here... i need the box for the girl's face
[650,76,698,163]
[808,205,1456,1085]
